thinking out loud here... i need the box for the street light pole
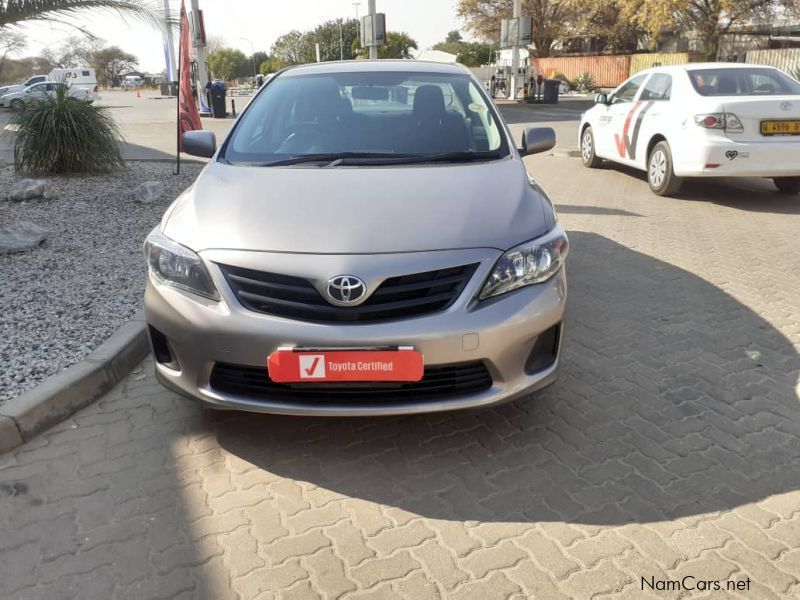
[367,0,377,60]
[353,2,360,20]
[339,19,344,61]
[510,0,521,100]
[240,37,257,78]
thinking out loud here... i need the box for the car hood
[0,84,24,97]
[163,159,549,254]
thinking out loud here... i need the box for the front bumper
[673,136,800,178]
[144,247,568,416]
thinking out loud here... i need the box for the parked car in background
[0,74,47,97]
[145,60,568,416]
[579,63,800,195]
[0,82,94,110]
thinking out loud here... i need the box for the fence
[533,55,631,87]
[745,48,800,74]
[629,52,704,75]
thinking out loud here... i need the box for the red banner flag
[178,0,201,151]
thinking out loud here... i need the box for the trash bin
[209,81,227,118]
[542,79,560,104]
[160,81,178,97]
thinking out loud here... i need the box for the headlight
[479,226,568,300]
[144,228,220,300]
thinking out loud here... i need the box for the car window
[28,83,45,92]
[688,68,800,96]
[640,73,672,101]
[612,75,647,103]
[224,71,509,164]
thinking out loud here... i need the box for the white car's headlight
[479,225,568,300]
[144,228,220,300]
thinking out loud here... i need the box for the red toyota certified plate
[267,348,424,383]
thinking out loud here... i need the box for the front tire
[773,177,800,194]
[9,99,24,112]
[580,126,602,168]
[647,141,682,196]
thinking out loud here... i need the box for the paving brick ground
[2,154,800,599]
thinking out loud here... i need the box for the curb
[0,310,150,454]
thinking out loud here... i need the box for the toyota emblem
[325,275,367,306]
[781,101,793,111]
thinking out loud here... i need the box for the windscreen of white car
[223,71,509,166]
[688,68,800,96]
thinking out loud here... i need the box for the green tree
[92,45,137,86]
[310,18,360,62]
[355,31,418,59]
[271,30,314,65]
[259,57,286,74]
[207,48,247,81]
[621,0,799,60]
[0,0,166,29]
[457,0,576,57]
[456,42,495,66]
[445,30,463,43]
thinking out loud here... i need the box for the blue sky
[19,0,465,73]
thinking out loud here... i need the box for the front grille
[218,263,479,323]
[210,361,493,404]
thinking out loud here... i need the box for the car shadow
[214,232,800,526]
[600,162,800,214]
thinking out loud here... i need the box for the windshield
[224,70,508,165]
[688,67,800,96]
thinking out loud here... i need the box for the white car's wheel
[647,141,682,196]
[580,126,602,168]
[773,177,800,194]
[9,98,24,112]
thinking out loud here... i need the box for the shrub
[7,84,124,175]
[572,72,596,93]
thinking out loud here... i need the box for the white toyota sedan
[578,63,800,195]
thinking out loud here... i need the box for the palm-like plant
[6,82,124,174]
[0,1,167,29]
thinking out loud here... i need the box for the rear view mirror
[520,127,556,156]
[595,93,608,105]
[182,130,217,158]
[351,86,389,101]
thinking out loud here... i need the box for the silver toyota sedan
[144,60,568,416]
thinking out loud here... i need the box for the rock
[0,222,48,254]
[132,181,164,204]
[9,179,54,201]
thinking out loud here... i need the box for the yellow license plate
[761,120,800,135]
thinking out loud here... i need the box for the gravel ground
[0,161,202,404]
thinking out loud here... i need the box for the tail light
[695,113,743,131]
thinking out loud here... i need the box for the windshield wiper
[250,152,418,167]
[248,151,505,167]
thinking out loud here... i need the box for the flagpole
[175,13,181,176]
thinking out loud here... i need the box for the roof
[281,60,471,77]
[636,62,785,76]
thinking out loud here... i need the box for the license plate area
[761,120,800,136]
[267,347,424,383]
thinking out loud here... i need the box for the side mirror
[520,127,556,156]
[182,130,217,158]
[595,93,608,105]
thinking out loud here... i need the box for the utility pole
[368,0,377,60]
[240,37,257,78]
[162,0,177,81]
[190,0,209,113]
[510,0,521,100]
